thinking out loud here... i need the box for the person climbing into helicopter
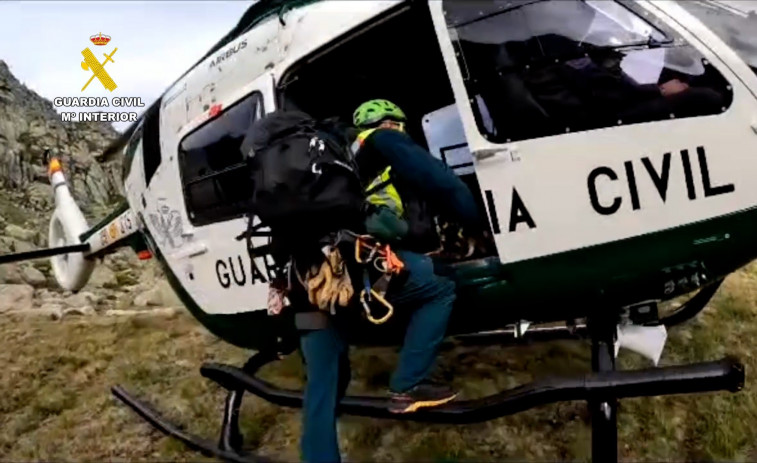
[297,99,485,463]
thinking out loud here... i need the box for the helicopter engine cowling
[47,158,95,291]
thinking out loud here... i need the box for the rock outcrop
[0,59,181,319]
[0,284,34,312]
[0,60,124,214]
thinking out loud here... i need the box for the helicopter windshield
[448,0,668,49]
[442,0,733,143]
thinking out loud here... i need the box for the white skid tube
[47,157,95,291]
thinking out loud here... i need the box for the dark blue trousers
[299,250,456,462]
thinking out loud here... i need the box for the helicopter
[1,0,756,461]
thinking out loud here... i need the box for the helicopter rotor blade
[0,243,90,265]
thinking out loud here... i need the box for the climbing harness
[353,234,406,325]
[288,232,405,325]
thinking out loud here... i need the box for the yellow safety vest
[354,129,405,217]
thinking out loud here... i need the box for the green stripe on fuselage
[141,207,757,349]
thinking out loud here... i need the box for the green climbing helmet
[352,99,407,128]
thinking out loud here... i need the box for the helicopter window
[442,0,734,143]
[178,91,264,226]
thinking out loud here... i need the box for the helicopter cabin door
[166,70,278,317]
[427,0,757,264]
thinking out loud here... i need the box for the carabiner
[374,257,388,273]
[360,289,393,325]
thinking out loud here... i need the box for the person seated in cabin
[558,41,724,124]
[502,34,724,131]
[297,99,484,463]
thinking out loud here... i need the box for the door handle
[171,242,208,259]
[473,146,520,162]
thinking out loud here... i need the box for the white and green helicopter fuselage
[41,0,757,350]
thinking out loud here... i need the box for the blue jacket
[356,128,481,250]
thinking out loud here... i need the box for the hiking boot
[388,381,458,414]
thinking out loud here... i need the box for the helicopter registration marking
[92,209,138,253]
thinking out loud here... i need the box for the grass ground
[2,264,757,462]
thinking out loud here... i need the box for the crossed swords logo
[81,46,118,92]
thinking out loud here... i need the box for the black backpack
[240,110,366,254]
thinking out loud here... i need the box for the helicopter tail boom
[77,202,140,258]
[47,156,96,291]
[45,156,140,291]
[0,153,143,291]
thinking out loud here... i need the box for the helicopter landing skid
[112,351,279,463]
[113,337,744,463]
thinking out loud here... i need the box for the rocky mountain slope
[0,60,124,209]
[0,60,180,317]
